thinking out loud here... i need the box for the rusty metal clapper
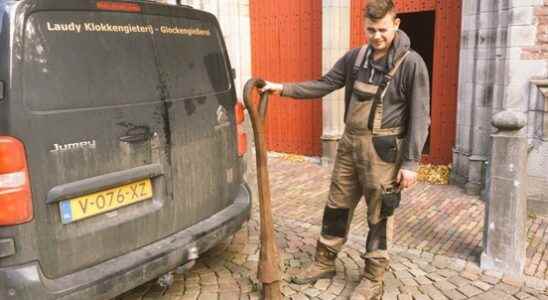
[243,78,282,299]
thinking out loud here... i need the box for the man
[261,1,430,299]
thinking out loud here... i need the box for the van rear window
[23,11,230,111]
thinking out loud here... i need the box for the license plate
[59,179,153,224]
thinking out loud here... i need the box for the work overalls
[318,46,410,266]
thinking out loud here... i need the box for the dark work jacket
[281,31,431,172]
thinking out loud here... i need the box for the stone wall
[453,0,548,215]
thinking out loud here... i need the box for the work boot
[350,257,388,300]
[291,242,337,284]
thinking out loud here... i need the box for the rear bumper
[0,183,252,300]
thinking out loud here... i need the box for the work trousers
[319,100,401,260]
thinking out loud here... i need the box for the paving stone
[411,294,430,300]
[500,275,524,287]
[458,284,483,297]
[421,252,435,261]
[420,264,438,273]
[400,286,421,295]
[392,263,409,271]
[281,284,297,296]
[383,292,400,300]
[385,287,402,295]
[304,288,321,297]
[290,295,310,300]
[318,293,336,300]
[197,293,218,300]
[419,284,447,299]
[326,282,345,295]
[385,277,404,289]
[432,257,452,269]
[441,289,467,300]
[472,281,492,291]
[447,276,471,288]
[434,280,457,291]
[479,275,500,285]
[448,260,467,272]
[472,289,515,300]
[460,272,480,281]
[535,293,548,300]
[396,270,414,279]
[218,292,240,300]
[492,283,520,295]
[514,291,535,300]
[179,290,200,300]
[437,270,459,279]
[416,276,433,286]
[427,274,446,283]
[401,277,419,287]
[409,269,428,277]
[314,279,331,291]
[201,284,219,293]
[398,294,413,300]
[524,276,547,290]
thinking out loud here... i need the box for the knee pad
[321,206,350,238]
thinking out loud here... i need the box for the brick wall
[522,1,548,60]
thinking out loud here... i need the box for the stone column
[480,110,528,277]
[320,0,350,166]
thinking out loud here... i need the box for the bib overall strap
[353,45,371,74]
[369,51,411,136]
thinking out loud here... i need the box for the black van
[0,0,251,299]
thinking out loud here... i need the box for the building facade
[452,0,548,214]
[161,0,548,215]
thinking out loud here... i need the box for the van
[0,0,251,299]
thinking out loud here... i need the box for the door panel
[250,0,322,156]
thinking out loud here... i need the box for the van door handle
[119,127,153,143]
[119,134,150,143]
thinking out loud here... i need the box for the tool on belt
[243,78,282,300]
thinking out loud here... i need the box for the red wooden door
[351,0,461,165]
[250,0,322,156]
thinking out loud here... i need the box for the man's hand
[260,81,283,96]
[397,169,417,189]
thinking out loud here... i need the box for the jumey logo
[50,140,96,153]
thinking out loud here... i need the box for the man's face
[365,14,400,52]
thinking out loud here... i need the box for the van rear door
[144,13,242,236]
[11,0,238,279]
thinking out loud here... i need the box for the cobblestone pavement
[118,156,548,299]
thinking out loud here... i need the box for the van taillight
[235,102,247,156]
[97,1,141,12]
[0,137,32,226]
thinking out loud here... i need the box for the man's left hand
[397,169,417,189]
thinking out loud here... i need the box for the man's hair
[364,0,396,20]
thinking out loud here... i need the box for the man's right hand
[260,81,283,96]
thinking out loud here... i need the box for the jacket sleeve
[281,52,349,99]
[401,53,431,172]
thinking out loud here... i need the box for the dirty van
[0,0,251,299]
